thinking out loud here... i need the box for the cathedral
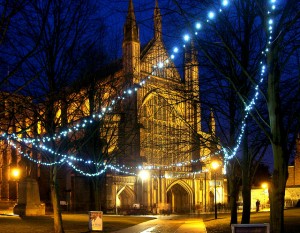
[0,0,227,214]
[72,0,226,214]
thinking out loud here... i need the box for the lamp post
[115,183,118,215]
[211,161,219,219]
[139,170,149,208]
[11,168,20,201]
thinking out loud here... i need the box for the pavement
[175,219,207,233]
[112,215,207,233]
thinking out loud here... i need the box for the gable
[140,38,181,83]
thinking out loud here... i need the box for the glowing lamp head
[211,161,219,170]
[261,183,268,189]
[11,168,20,180]
[139,170,150,181]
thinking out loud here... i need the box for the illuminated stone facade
[102,0,226,214]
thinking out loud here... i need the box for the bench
[231,223,270,233]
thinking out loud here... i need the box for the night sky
[97,0,200,60]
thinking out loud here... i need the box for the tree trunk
[269,146,287,233]
[50,165,65,233]
[229,190,238,224]
[92,178,101,211]
[241,183,251,223]
[241,128,251,224]
[267,44,288,233]
[227,162,239,224]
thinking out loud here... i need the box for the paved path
[112,215,207,233]
[175,219,207,233]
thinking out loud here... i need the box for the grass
[0,214,155,233]
[203,208,300,233]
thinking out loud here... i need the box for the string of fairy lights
[222,0,276,163]
[1,0,278,177]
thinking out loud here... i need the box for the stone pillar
[13,177,45,216]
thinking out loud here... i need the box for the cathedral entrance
[167,182,192,214]
[118,185,135,210]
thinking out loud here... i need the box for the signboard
[231,224,270,233]
[89,211,103,231]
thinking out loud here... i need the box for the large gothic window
[140,93,193,170]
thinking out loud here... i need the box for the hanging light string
[5,131,213,171]
[223,0,276,162]
[2,0,277,176]
[7,137,139,177]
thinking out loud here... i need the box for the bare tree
[1,1,107,232]
[258,1,300,232]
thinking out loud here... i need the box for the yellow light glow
[139,170,150,181]
[211,161,219,170]
[11,168,20,179]
[261,183,268,189]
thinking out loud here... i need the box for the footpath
[112,215,207,233]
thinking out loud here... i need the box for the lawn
[203,208,300,233]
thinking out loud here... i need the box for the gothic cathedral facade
[101,0,226,214]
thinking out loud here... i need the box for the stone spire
[185,39,197,64]
[184,39,199,98]
[184,39,201,132]
[122,0,140,81]
[154,0,162,40]
[123,0,139,42]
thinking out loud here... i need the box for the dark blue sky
[97,0,200,60]
[99,0,162,58]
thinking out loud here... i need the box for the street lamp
[138,170,149,207]
[11,167,21,201]
[11,168,21,179]
[203,168,208,212]
[211,161,219,219]
[115,183,118,215]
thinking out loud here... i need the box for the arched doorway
[118,185,135,210]
[166,181,192,214]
